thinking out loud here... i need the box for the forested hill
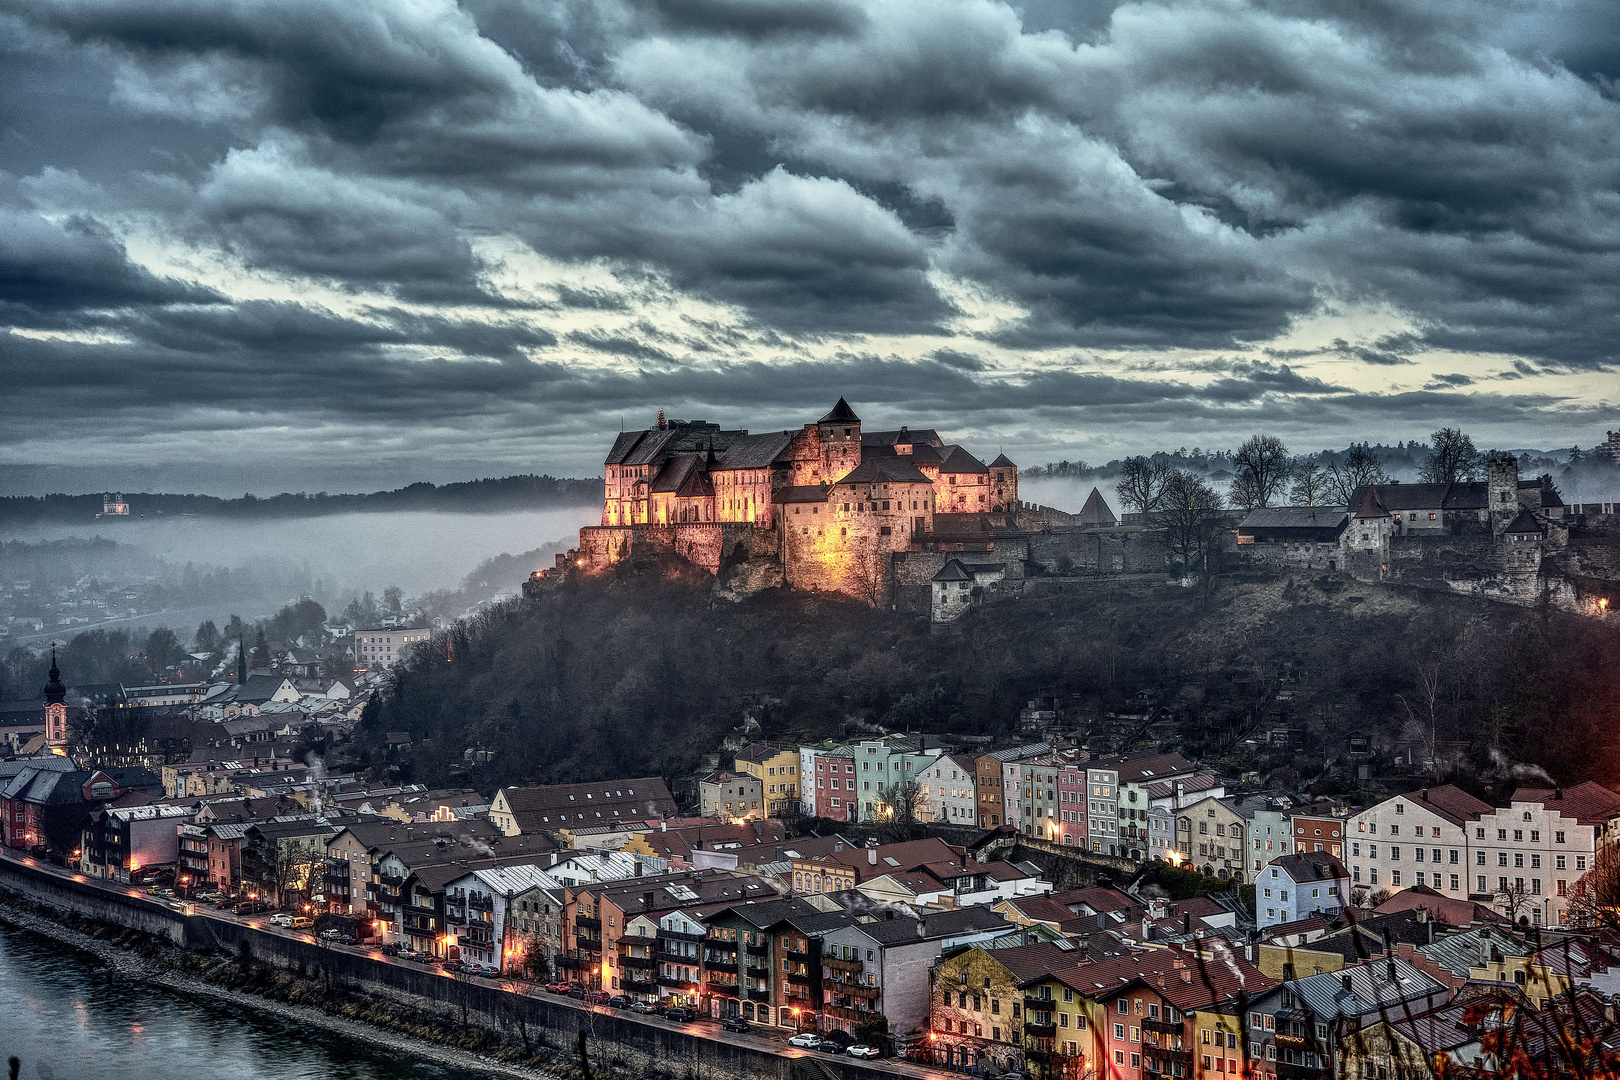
[0,474,603,525]
[348,569,1620,806]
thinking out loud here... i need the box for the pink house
[811,751,856,821]
[1056,764,1087,847]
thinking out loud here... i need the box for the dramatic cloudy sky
[3,0,1619,493]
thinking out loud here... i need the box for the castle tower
[989,453,1019,511]
[42,647,69,754]
[1485,453,1520,534]
[816,397,862,482]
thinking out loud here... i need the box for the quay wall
[0,856,907,1080]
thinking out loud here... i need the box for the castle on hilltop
[542,398,1102,609]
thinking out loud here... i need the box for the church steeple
[42,646,68,753]
[237,636,248,685]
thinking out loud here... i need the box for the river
[0,921,502,1080]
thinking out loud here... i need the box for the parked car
[788,1033,822,1049]
[817,1040,844,1054]
[629,1001,653,1013]
[847,1045,881,1059]
[607,995,630,1008]
[664,1007,692,1022]
[380,943,401,956]
[269,913,293,927]
[545,982,571,993]
[289,916,314,929]
[583,990,611,1004]
[234,900,267,915]
[722,1018,752,1033]
[319,928,343,940]
[566,987,585,999]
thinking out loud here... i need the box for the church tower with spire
[42,647,69,754]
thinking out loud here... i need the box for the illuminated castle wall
[574,398,1021,602]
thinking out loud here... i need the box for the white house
[1470,783,1620,927]
[1347,785,1492,903]
[1258,852,1350,931]
[917,753,979,825]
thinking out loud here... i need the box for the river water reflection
[0,921,502,1080]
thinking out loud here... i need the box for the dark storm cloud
[3,0,1618,483]
[0,206,221,322]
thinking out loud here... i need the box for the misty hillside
[350,567,1620,806]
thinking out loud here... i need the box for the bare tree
[1396,661,1445,777]
[1566,843,1620,931]
[1158,470,1224,577]
[1420,427,1483,485]
[876,779,922,843]
[849,548,887,608]
[1230,435,1292,509]
[1327,444,1393,505]
[1289,462,1330,506]
[1495,881,1540,927]
[1117,456,1171,516]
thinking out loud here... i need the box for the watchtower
[1485,453,1520,534]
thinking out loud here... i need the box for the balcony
[655,974,689,988]
[555,955,584,969]
[1024,996,1055,1012]
[1144,1018,1183,1035]
[575,915,601,931]
[824,1004,870,1022]
[704,954,739,969]
[746,942,769,956]
[787,971,812,985]
[623,977,655,994]
[1276,1063,1325,1080]
[823,955,861,972]
[1024,1022,1057,1039]
[786,947,809,961]
[837,983,879,999]
[1276,1032,1307,1048]
[618,931,657,947]
[576,937,602,953]
[622,955,656,971]
[746,964,770,979]
[661,929,706,943]
[656,948,695,964]
[746,989,770,1003]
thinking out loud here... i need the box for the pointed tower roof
[42,647,66,707]
[819,397,860,424]
[1353,486,1390,519]
[990,453,1017,469]
[1078,488,1118,526]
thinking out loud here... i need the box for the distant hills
[0,474,604,526]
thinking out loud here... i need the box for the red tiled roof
[1511,781,1620,827]
[1401,785,1494,827]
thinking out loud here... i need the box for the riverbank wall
[0,855,907,1080]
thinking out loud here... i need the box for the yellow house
[733,743,800,818]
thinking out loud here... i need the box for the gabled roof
[1511,781,1620,827]
[938,446,989,474]
[650,454,701,494]
[1371,884,1505,927]
[989,453,1016,468]
[835,457,932,485]
[1270,852,1349,882]
[1239,506,1350,530]
[605,430,649,465]
[933,559,971,582]
[1395,785,1494,827]
[1440,481,1489,510]
[1114,752,1196,784]
[1077,488,1117,525]
[716,431,794,470]
[1503,508,1542,535]
[863,428,943,448]
[1280,955,1446,1020]
[1354,486,1390,520]
[819,398,861,424]
[621,428,678,467]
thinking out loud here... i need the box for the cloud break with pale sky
[2,0,1618,493]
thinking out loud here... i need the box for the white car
[788,1033,822,1049]
[847,1045,881,1059]
[269,913,293,927]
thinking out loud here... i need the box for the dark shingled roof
[622,428,678,467]
[863,428,943,448]
[933,559,971,582]
[1503,508,1542,535]
[1511,782,1620,827]
[835,457,933,485]
[1349,482,1450,511]
[819,398,861,424]
[1078,487,1117,525]
[1240,506,1350,529]
[605,430,647,465]
[650,454,700,493]
[1354,486,1390,519]
[1397,785,1494,827]
[990,453,1016,468]
[938,446,988,474]
[1440,481,1489,510]
[716,431,793,470]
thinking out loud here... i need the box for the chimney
[550,852,558,866]
[1183,912,1191,934]
[869,849,878,865]
[1098,912,1108,930]
[1143,919,1154,941]
[1341,974,1353,993]
[1386,960,1397,983]
[643,891,655,911]
[661,819,667,832]
[635,860,643,878]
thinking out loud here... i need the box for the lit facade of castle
[573,399,1021,600]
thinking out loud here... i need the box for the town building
[80,802,196,882]
[698,771,764,821]
[353,626,431,669]
[917,753,979,826]
[731,743,800,818]
[1257,853,1351,931]
[1174,796,1249,881]
[1348,785,1490,905]
[489,778,678,837]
